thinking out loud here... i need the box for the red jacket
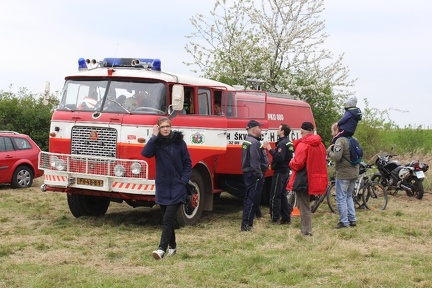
[286,133,328,195]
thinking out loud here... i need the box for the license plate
[415,171,425,179]
[77,178,103,187]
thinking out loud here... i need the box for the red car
[0,131,44,188]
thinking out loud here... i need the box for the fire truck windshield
[58,80,167,114]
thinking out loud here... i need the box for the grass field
[1,177,432,288]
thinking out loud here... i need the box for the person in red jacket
[286,122,328,236]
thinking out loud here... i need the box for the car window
[0,137,4,152]
[0,136,15,152]
[12,137,31,150]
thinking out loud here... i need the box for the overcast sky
[1,0,431,128]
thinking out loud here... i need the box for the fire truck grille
[71,126,117,158]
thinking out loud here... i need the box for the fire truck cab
[39,57,315,226]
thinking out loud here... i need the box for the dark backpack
[343,137,363,165]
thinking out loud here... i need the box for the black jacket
[269,136,293,173]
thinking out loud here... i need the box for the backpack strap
[340,137,352,163]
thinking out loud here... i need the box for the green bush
[0,87,57,151]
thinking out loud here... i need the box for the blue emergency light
[78,58,88,70]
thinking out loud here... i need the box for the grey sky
[1,0,431,127]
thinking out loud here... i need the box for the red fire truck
[38,57,315,226]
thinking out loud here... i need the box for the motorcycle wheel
[406,177,424,200]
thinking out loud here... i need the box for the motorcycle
[372,152,429,199]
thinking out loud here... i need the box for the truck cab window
[197,88,211,115]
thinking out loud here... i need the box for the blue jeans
[335,179,356,226]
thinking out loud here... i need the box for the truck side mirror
[171,84,184,111]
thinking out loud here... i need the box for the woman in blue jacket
[142,117,192,260]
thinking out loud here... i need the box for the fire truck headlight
[49,156,66,171]
[49,156,59,168]
[55,159,66,171]
[114,164,126,177]
[130,162,142,175]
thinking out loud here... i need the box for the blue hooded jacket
[338,107,362,134]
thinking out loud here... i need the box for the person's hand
[152,124,159,136]
[262,141,271,150]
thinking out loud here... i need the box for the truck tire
[67,194,87,217]
[176,170,204,226]
[82,195,110,216]
[67,194,110,217]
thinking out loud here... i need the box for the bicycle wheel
[326,183,338,213]
[353,189,366,209]
[310,194,326,213]
[362,181,388,211]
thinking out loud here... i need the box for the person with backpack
[263,124,294,224]
[327,122,359,229]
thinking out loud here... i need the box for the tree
[186,0,356,140]
[0,87,57,151]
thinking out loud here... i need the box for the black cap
[246,120,263,129]
[301,122,314,131]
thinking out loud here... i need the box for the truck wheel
[11,166,33,188]
[67,194,87,217]
[176,170,204,226]
[67,194,110,217]
[82,195,110,216]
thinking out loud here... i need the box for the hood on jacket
[154,131,184,145]
[345,107,362,121]
[293,133,323,148]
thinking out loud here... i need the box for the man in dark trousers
[264,124,294,224]
[241,120,269,231]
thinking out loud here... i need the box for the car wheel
[11,166,34,188]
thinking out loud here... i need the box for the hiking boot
[152,249,165,260]
[167,248,177,257]
[335,222,349,229]
[349,221,357,227]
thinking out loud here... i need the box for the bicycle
[287,190,327,213]
[327,162,388,213]
[287,159,335,213]
[310,193,327,213]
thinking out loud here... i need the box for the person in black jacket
[141,117,192,260]
[264,124,294,224]
[240,120,269,231]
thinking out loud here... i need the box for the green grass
[1,178,432,287]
